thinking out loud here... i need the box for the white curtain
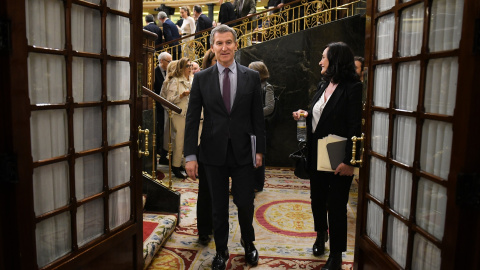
[28,53,66,105]
[373,64,392,108]
[377,0,395,12]
[106,14,130,57]
[387,216,408,268]
[30,110,68,161]
[369,157,386,202]
[424,57,458,116]
[390,166,412,218]
[416,178,447,240]
[412,234,442,270]
[106,61,130,101]
[35,212,71,268]
[429,0,464,52]
[72,57,102,102]
[71,4,101,53]
[25,0,65,49]
[77,198,104,247]
[74,107,102,152]
[393,116,416,166]
[396,61,420,111]
[107,105,130,145]
[109,187,131,229]
[376,14,394,60]
[33,162,69,215]
[366,201,383,247]
[420,120,452,179]
[398,3,423,57]
[107,0,130,13]
[371,112,389,156]
[108,147,131,187]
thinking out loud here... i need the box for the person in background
[191,62,201,74]
[158,11,182,59]
[248,61,274,192]
[179,6,196,58]
[233,0,257,46]
[155,52,173,165]
[292,42,361,270]
[143,14,163,50]
[194,5,213,36]
[161,58,193,179]
[354,56,365,82]
[218,0,237,26]
[201,49,217,70]
[184,25,265,270]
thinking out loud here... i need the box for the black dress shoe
[172,166,186,179]
[198,234,211,246]
[321,252,342,270]
[212,250,229,270]
[241,239,259,266]
[158,156,169,165]
[313,231,328,257]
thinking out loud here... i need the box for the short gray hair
[158,12,167,20]
[158,52,171,62]
[210,25,237,45]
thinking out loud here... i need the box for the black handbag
[289,145,310,179]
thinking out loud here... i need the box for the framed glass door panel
[387,216,408,268]
[390,166,412,218]
[396,61,420,111]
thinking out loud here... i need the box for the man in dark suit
[184,25,265,270]
[154,52,172,165]
[193,5,213,50]
[143,14,163,50]
[157,11,182,59]
[233,0,257,45]
[218,0,237,26]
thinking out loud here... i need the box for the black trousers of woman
[310,170,353,252]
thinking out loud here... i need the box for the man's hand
[255,153,263,168]
[185,161,199,180]
[334,163,354,176]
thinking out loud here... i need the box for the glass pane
[412,234,442,269]
[429,0,464,52]
[392,116,416,166]
[28,53,66,105]
[416,178,447,240]
[371,112,389,156]
[107,105,130,145]
[33,162,69,216]
[424,57,458,116]
[109,187,131,229]
[36,212,71,268]
[74,107,102,152]
[30,110,68,161]
[25,0,65,49]
[387,216,408,268]
[398,3,424,57]
[377,0,395,12]
[369,157,386,202]
[77,198,104,247]
[107,0,130,13]
[72,57,102,102]
[390,166,412,218]
[396,61,420,111]
[373,64,392,108]
[108,146,130,187]
[366,200,383,247]
[83,0,100,4]
[107,61,130,100]
[72,4,101,53]
[420,120,452,179]
[75,153,103,199]
[106,14,130,57]
[376,14,395,60]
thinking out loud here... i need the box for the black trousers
[155,103,165,155]
[253,156,265,191]
[196,162,213,236]
[310,170,353,252]
[203,142,256,252]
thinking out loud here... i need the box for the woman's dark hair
[322,42,359,84]
[202,49,216,69]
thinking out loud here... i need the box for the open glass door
[355,0,472,269]
[1,0,144,268]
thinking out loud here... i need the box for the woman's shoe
[312,231,328,256]
[172,166,186,179]
[321,252,342,270]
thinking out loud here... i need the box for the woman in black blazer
[293,42,362,270]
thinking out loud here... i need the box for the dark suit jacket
[196,14,213,33]
[234,0,257,18]
[143,23,163,49]
[154,66,165,94]
[184,63,266,166]
[162,19,181,45]
[306,80,362,170]
[218,2,237,25]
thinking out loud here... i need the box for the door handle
[351,133,364,166]
[137,126,150,158]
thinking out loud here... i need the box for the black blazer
[154,66,165,95]
[162,19,181,45]
[218,2,237,25]
[143,23,163,48]
[196,14,213,33]
[184,63,266,166]
[306,80,362,170]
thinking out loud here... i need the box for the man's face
[193,10,199,19]
[191,62,200,74]
[212,32,238,67]
[160,55,172,70]
[355,60,363,80]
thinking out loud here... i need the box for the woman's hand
[181,90,190,98]
[292,109,308,120]
[335,163,355,176]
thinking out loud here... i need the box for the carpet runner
[146,167,357,269]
